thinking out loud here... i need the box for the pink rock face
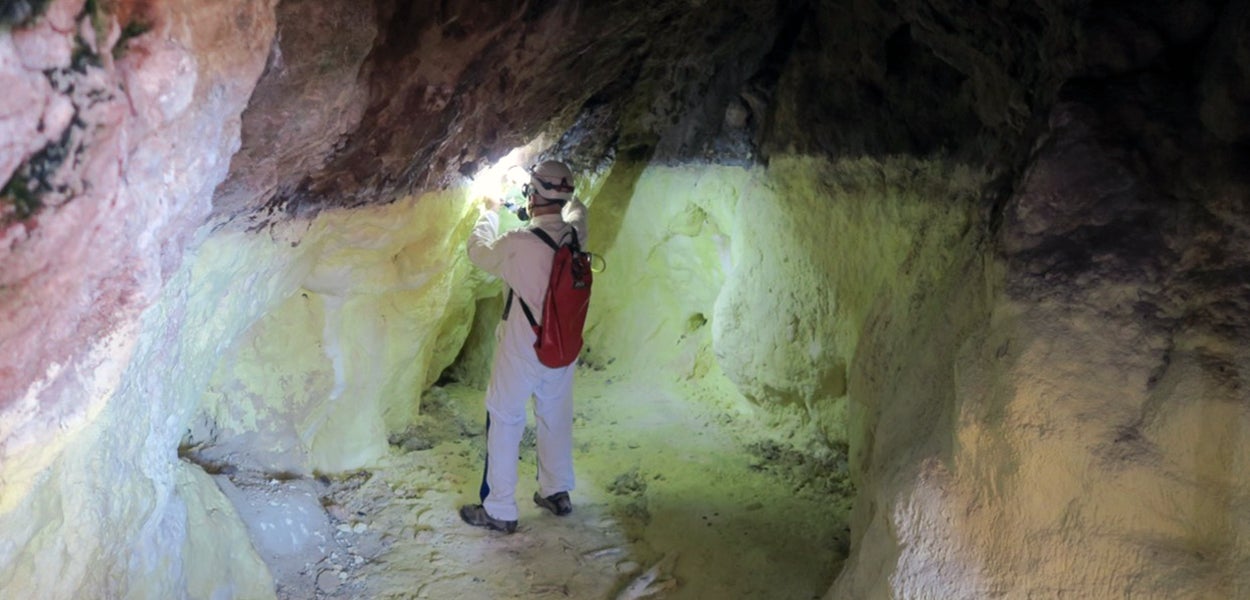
[0,0,275,465]
[0,41,60,191]
[0,35,131,421]
[11,19,73,70]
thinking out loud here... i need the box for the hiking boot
[458,504,517,533]
[534,491,573,516]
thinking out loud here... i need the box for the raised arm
[563,197,588,246]
[467,207,507,278]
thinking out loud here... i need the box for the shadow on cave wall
[581,145,655,258]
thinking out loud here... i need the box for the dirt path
[309,366,850,599]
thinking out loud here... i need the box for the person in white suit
[460,160,587,533]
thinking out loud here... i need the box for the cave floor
[305,366,849,600]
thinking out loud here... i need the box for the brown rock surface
[213,0,799,228]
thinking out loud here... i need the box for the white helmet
[528,160,575,202]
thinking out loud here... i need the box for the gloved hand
[477,196,503,215]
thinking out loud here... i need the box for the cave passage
[192,157,878,599]
[4,1,1248,598]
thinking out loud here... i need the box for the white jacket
[467,200,588,354]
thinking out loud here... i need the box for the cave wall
[814,1,1250,596]
[1,0,274,506]
[0,0,280,594]
[832,102,1250,599]
[576,156,984,441]
[2,167,486,596]
[187,191,481,475]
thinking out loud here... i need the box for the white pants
[480,324,576,521]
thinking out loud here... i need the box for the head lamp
[522,183,570,206]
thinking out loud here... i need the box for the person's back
[460,160,587,533]
[475,202,587,362]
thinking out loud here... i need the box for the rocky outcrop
[214,0,803,228]
[0,0,274,498]
[0,0,277,596]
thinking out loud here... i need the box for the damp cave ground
[292,363,851,600]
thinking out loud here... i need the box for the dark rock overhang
[202,0,1246,230]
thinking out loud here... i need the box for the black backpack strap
[531,226,582,252]
[501,287,538,327]
[501,227,577,327]
[518,295,538,327]
[530,227,560,251]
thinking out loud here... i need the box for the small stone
[724,100,749,129]
[616,561,640,574]
[326,503,351,521]
[316,570,340,593]
[352,522,368,533]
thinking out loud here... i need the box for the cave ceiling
[211,0,1247,229]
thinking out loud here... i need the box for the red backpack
[504,227,592,368]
